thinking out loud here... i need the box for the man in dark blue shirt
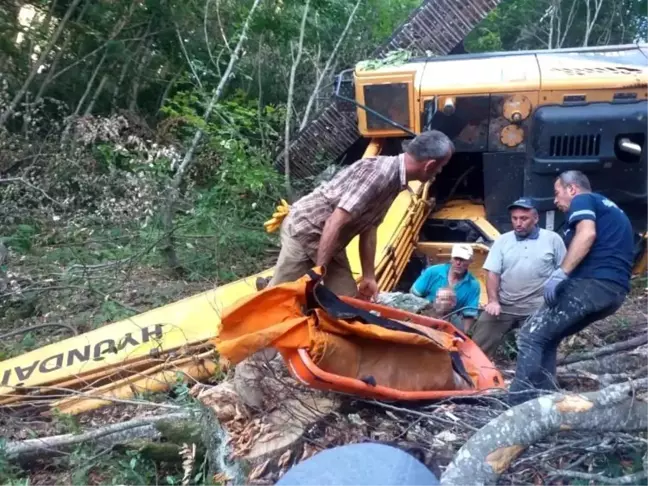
[508,170,633,404]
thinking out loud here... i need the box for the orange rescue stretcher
[214,267,505,401]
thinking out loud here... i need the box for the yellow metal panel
[537,54,648,91]
[429,200,501,241]
[633,234,648,276]
[538,88,648,105]
[417,56,540,96]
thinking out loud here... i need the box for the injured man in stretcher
[375,243,481,332]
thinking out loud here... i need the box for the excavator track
[275,0,501,182]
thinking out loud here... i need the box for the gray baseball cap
[507,197,536,211]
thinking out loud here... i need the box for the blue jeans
[508,278,627,405]
[276,443,439,485]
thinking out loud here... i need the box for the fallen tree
[3,411,199,463]
[439,379,648,485]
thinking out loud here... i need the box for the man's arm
[316,207,352,267]
[461,283,481,333]
[553,234,567,267]
[359,226,377,280]
[560,194,597,275]
[544,195,597,306]
[485,271,501,304]
[484,271,501,316]
[482,239,503,315]
[560,220,596,274]
[411,267,433,298]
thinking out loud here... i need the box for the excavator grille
[274,0,501,184]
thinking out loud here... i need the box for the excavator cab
[334,43,648,277]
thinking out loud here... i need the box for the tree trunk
[159,0,263,272]
[111,38,140,112]
[582,0,604,46]
[61,49,108,142]
[0,0,84,127]
[157,70,181,113]
[439,379,648,485]
[283,0,310,201]
[299,0,361,131]
[83,74,108,116]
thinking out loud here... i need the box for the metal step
[274,0,501,183]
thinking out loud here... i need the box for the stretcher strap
[450,351,474,388]
[304,269,429,339]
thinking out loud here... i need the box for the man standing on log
[235,129,455,409]
[508,170,634,404]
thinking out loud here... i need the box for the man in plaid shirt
[269,129,455,300]
[235,130,455,409]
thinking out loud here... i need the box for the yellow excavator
[1,0,646,415]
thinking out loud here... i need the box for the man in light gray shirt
[469,198,566,358]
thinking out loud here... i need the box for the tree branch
[558,333,648,365]
[299,0,361,130]
[546,468,648,484]
[176,25,204,91]
[0,322,78,341]
[439,379,648,486]
[215,0,232,53]
[0,177,64,207]
[4,412,193,461]
[283,0,310,200]
[0,0,84,126]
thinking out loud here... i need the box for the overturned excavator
[278,41,648,284]
[1,0,646,414]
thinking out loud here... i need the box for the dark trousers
[469,311,528,359]
[508,278,627,404]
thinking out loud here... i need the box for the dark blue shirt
[562,192,634,292]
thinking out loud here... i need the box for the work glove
[543,268,568,307]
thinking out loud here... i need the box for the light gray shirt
[483,228,567,316]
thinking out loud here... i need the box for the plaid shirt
[287,154,407,261]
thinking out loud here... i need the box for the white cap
[451,244,473,260]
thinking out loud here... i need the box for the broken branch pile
[1,296,645,485]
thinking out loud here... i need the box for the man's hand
[357,277,378,301]
[544,268,568,306]
[484,301,501,316]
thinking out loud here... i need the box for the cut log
[558,334,648,365]
[557,345,647,376]
[439,379,648,486]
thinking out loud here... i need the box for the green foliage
[51,409,82,435]
[4,224,40,253]
[0,439,29,485]
[465,0,647,52]
[357,48,412,70]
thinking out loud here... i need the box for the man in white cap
[410,243,481,332]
